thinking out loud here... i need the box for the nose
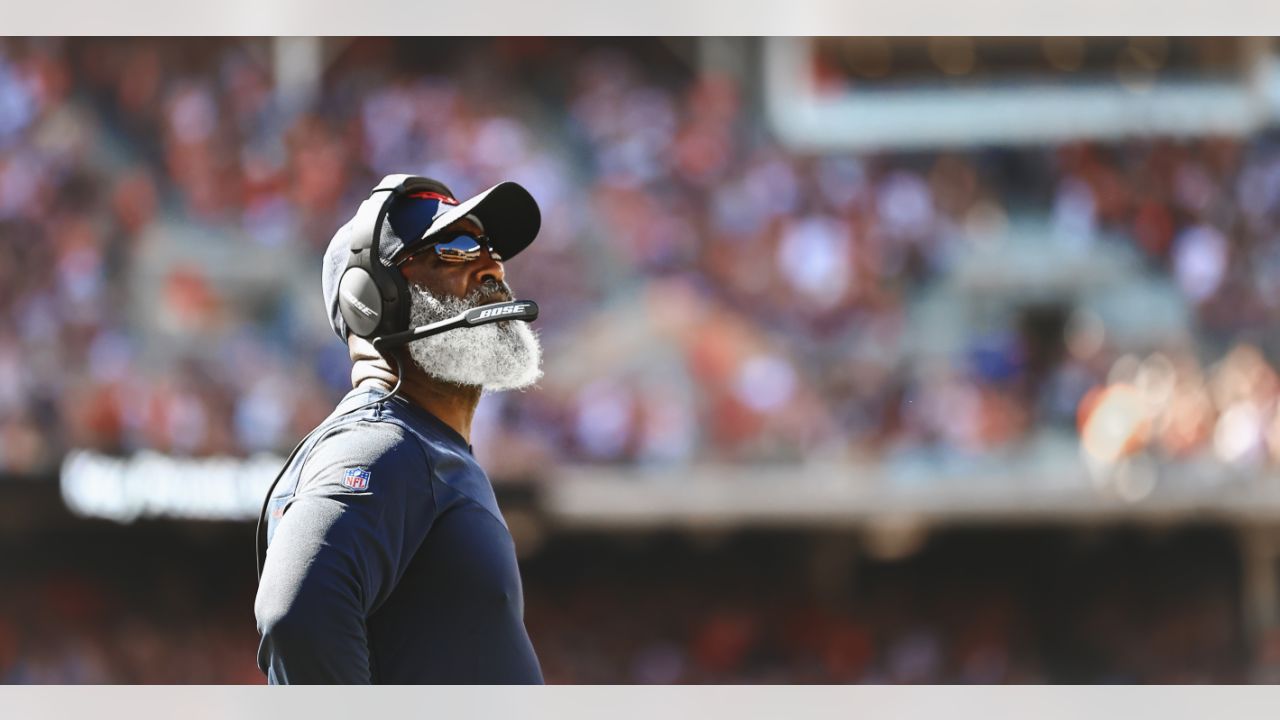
[470,248,505,286]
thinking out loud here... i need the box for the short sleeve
[254,420,435,683]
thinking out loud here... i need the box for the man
[254,174,545,684]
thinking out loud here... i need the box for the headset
[255,177,539,581]
[336,175,439,343]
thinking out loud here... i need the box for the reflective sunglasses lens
[434,234,483,263]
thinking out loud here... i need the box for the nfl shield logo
[342,467,371,491]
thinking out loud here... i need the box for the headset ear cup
[338,265,385,339]
[343,178,429,343]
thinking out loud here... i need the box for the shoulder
[297,417,430,495]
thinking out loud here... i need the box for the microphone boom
[373,300,539,352]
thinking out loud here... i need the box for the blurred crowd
[0,574,260,684]
[529,565,1245,684]
[0,524,261,683]
[524,530,1252,684]
[0,528,1255,683]
[4,37,1280,477]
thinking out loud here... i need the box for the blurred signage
[58,448,1280,527]
[59,449,283,523]
[765,37,1275,150]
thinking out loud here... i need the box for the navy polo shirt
[254,387,543,684]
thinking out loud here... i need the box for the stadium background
[1,36,1279,682]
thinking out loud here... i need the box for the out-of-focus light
[1264,411,1280,466]
[962,200,1008,243]
[1065,308,1105,361]
[1079,383,1149,464]
[1116,41,1160,94]
[775,216,851,309]
[1207,344,1278,412]
[1157,383,1213,457]
[1114,456,1158,503]
[1136,353,1177,412]
[1043,37,1085,72]
[1173,225,1229,304]
[1214,401,1264,465]
[574,378,636,459]
[734,354,796,413]
[864,516,928,562]
[1107,354,1141,386]
[928,37,976,76]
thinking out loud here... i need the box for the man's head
[322,174,543,392]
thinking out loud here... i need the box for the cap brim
[412,181,541,260]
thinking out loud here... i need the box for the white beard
[405,283,543,392]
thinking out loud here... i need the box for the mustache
[409,281,514,315]
[469,281,514,306]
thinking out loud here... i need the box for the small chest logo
[342,467,371,491]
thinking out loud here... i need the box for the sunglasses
[394,231,504,267]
